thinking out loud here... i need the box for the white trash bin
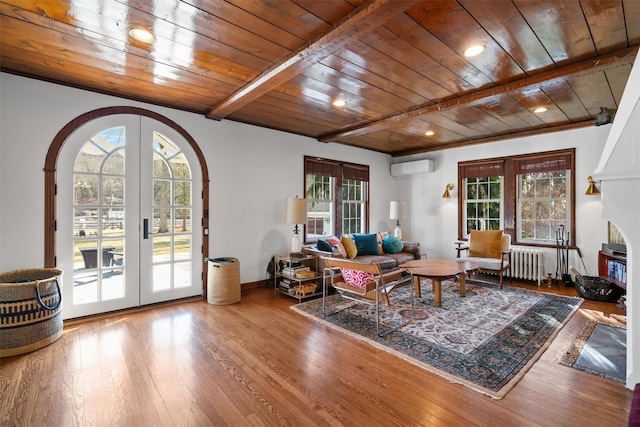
[206,258,240,305]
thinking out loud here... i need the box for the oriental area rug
[560,320,626,383]
[292,280,582,399]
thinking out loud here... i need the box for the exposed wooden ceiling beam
[318,46,639,143]
[206,0,420,120]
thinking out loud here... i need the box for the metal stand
[555,226,572,286]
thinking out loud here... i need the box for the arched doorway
[45,107,209,319]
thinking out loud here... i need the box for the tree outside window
[464,176,502,234]
[518,170,568,242]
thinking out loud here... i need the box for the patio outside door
[57,115,202,319]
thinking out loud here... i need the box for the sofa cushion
[377,231,389,254]
[382,235,403,254]
[384,252,417,266]
[353,254,397,271]
[377,231,390,242]
[458,256,508,271]
[469,230,502,258]
[326,236,346,257]
[341,235,358,259]
[316,239,333,252]
[353,233,379,256]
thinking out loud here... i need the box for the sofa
[302,233,421,274]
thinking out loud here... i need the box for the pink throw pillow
[326,236,346,257]
[340,268,374,289]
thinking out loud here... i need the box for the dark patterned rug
[560,320,626,383]
[292,279,582,399]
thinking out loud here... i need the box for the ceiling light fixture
[129,28,155,44]
[425,130,435,136]
[463,44,484,57]
[533,107,548,113]
[332,99,346,107]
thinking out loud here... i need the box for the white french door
[57,115,202,319]
[138,117,202,305]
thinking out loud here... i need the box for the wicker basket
[293,283,318,297]
[206,258,240,305]
[0,268,63,357]
[574,275,621,302]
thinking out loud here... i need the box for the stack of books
[607,259,627,284]
[281,264,310,278]
[278,278,297,295]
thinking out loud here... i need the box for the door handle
[143,218,154,239]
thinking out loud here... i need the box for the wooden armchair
[321,257,414,337]
[456,230,512,288]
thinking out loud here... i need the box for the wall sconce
[285,197,307,255]
[442,183,454,198]
[585,176,600,195]
[389,200,407,239]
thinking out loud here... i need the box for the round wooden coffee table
[400,259,479,307]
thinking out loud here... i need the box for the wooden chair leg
[499,270,509,289]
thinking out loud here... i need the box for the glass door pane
[72,127,126,304]
[139,119,202,305]
[58,115,140,319]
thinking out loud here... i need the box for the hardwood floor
[0,278,631,426]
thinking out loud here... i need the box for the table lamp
[285,197,307,256]
[389,200,407,239]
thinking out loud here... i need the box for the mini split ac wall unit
[390,159,434,177]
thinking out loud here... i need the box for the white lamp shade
[285,197,307,224]
[389,201,407,220]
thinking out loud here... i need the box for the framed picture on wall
[608,222,626,254]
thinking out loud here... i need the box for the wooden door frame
[44,106,210,297]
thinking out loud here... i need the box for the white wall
[0,71,618,288]
[0,73,397,283]
[392,125,612,280]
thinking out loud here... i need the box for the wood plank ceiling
[1,0,638,156]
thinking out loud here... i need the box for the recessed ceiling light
[463,44,485,57]
[425,130,435,136]
[129,28,155,43]
[533,107,548,113]
[332,99,346,107]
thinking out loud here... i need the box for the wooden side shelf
[598,250,627,291]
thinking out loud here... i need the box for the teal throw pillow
[352,233,380,256]
[382,235,403,254]
[316,239,333,252]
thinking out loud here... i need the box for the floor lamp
[389,200,407,239]
[285,197,307,256]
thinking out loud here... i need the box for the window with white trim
[515,153,571,244]
[458,149,575,246]
[464,176,503,234]
[306,173,334,240]
[342,178,367,235]
[304,157,369,241]
[459,160,504,237]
